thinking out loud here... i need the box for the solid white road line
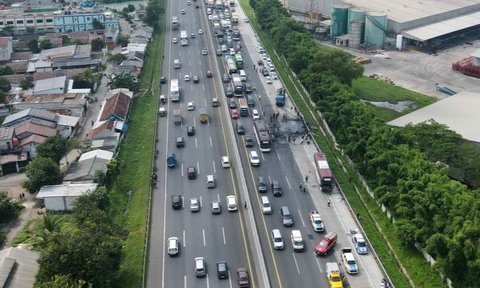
[184,275,187,288]
[195,138,198,149]
[285,176,291,189]
[298,209,306,227]
[181,163,184,177]
[275,148,281,161]
[183,230,186,247]
[209,136,213,147]
[203,229,206,246]
[197,162,200,175]
[212,160,216,174]
[222,226,226,245]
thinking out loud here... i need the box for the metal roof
[33,76,66,93]
[388,91,480,143]
[79,149,114,161]
[0,247,39,288]
[37,182,98,198]
[402,11,480,41]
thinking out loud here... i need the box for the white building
[36,182,98,211]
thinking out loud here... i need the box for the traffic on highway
[147,0,387,287]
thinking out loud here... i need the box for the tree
[144,0,163,27]
[36,275,89,288]
[23,157,63,193]
[0,65,14,76]
[0,77,11,93]
[127,4,135,12]
[72,68,98,89]
[116,35,128,47]
[36,135,68,163]
[108,53,127,65]
[107,72,139,92]
[39,39,53,50]
[95,170,106,186]
[91,38,104,52]
[20,79,31,90]
[92,19,105,30]
[0,193,23,223]
[28,39,40,53]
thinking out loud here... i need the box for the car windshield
[331,276,341,282]
[358,241,366,247]
[319,241,328,247]
[347,260,356,265]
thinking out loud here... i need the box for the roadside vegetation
[243,0,480,287]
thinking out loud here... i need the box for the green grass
[352,76,436,121]
[114,9,165,288]
[239,1,446,287]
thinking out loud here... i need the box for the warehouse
[285,0,480,47]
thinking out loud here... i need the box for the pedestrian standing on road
[254,64,256,69]
[244,202,247,209]
[327,198,331,207]
[303,186,306,193]
[299,183,303,191]
[305,175,309,183]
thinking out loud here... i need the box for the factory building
[284,0,480,48]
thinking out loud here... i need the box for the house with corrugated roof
[2,108,57,128]
[33,76,66,95]
[0,247,39,287]
[36,182,98,211]
[64,149,113,182]
[0,37,13,61]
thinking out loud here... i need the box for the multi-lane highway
[147,0,386,287]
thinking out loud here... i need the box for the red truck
[315,232,337,256]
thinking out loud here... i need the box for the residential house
[0,11,55,34]
[36,182,98,211]
[43,32,64,47]
[0,37,13,61]
[0,247,40,287]
[64,149,113,182]
[129,27,152,45]
[88,119,116,140]
[69,30,104,44]
[15,122,57,158]
[112,64,138,77]
[104,27,118,50]
[2,108,56,128]
[55,114,80,138]
[98,91,131,127]
[0,127,15,151]
[0,152,28,175]
[12,93,87,118]
[90,134,119,152]
[33,75,66,94]
[5,61,28,74]
[10,51,33,62]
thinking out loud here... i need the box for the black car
[187,126,195,136]
[257,176,267,193]
[245,83,252,94]
[217,261,229,279]
[272,180,282,196]
[222,74,230,83]
[245,135,254,147]
[176,137,184,148]
[193,75,200,83]
[195,3,199,8]
[225,86,234,98]
[236,121,245,135]
[160,76,167,84]
[257,60,264,66]
[229,98,237,109]
[171,195,182,209]
[187,166,196,179]
[262,67,269,76]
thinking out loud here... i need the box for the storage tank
[364,12,387,48]
[349,21,362,48]
[330,5,349,37]
[347,8,365,32]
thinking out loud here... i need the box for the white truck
[341,247,358,274]
[326,262,343,288]
[172,16,179,30]
[180,30,188,46]
[309,211,325,232]
[170,79,180,102]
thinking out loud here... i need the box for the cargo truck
[275,88,286,106]
[326,262,343,288]
[173,109,182,125]
[170,79,180,102]
[231,73,243,95]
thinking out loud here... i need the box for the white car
[181,9,185,14]
[184,74,190,81]
[190,198,200,212]
[187,0,191,5]
[167,237,180,256]
[249,150,260,166]
[172,37,178,44]
[352,234,369,254]
[187,102,195,111]
[208,14,213,20]
[198,28,203,34]
[229,48,235,56]
[252,109,260,120]
[243,17,249,23]
[270,72,278,80]
[202,48,208,55]
[265,76,272,84]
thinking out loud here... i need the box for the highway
[146,0,256,287]
[147,0,387,287]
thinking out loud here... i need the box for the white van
[261,196,272,214]
[206,175,216,188]
[174,59,181,69]
[194,257,206,277]
[239,69,246,81]
[226,195,238,211]
[271,229,284,250]
[167,237,179,256]
[221,156,231,168]
[291,230,304,251]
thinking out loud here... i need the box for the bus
[170,79,180,102]
[238,98,249,117]
[231,73,243,96]
[253,120,271,152]
[314,152,334,192]
[180,30,188,46]
[227,58,237,75]
[231,12,239,25]
[172,16,179,30]
[235,54,244,69]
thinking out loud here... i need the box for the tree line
[250,0,480,286]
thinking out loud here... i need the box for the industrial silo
[347,8,365,32]
[349,21,362,48]
[364,12,387,48]
[330,5,349,37]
